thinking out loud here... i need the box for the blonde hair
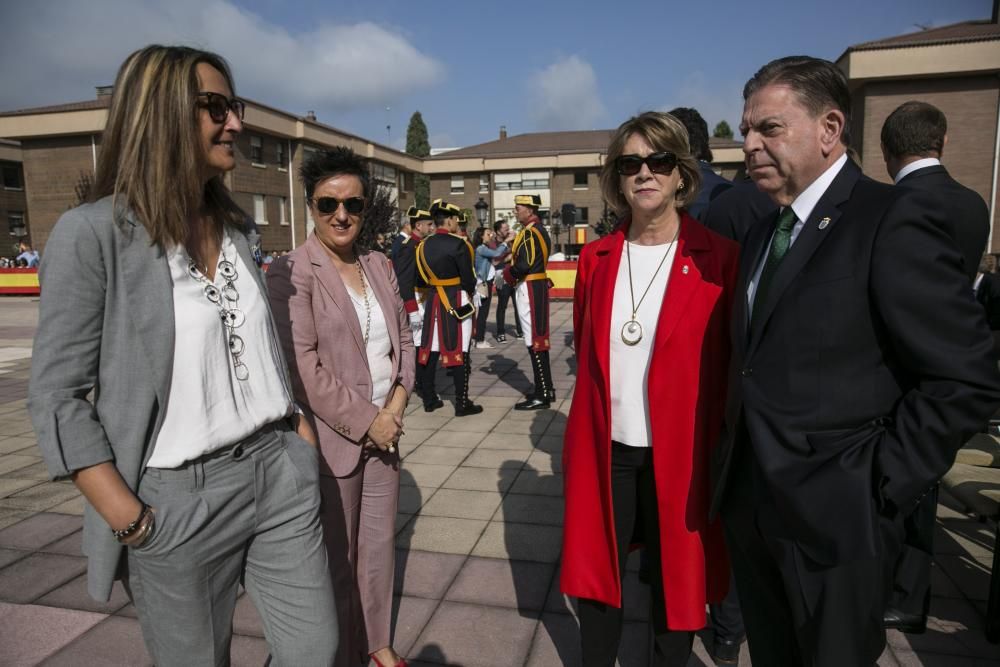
[600,111,701,215]
[91,45,244,246]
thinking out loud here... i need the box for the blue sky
[0,0,993,150]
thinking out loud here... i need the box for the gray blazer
[28,195,287,601]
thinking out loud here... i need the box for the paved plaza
[0,296,996,665]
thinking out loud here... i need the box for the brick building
[836,17,1000,249]
[0,91,421,254]
[0,139,28,257]
[425,127,744,255]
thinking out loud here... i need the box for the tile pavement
[0,295,997,665]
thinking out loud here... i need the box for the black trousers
[721,443,904,667]
[578,443,694,667]
[474,283,493,343]
[495,281,523,337]
[888,484,937,617]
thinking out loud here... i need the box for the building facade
[0,140,28,256]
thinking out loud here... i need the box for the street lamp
[474,197,489,231]
[551,210,562,254]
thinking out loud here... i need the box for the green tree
[713,120,733,139]
[406,111,431,208]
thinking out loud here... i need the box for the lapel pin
[818,217,831,230]
[682,265,689,275]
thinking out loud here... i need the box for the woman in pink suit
[268,147,413,667]
[560,112,738,666]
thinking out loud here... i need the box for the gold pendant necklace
[622,226,679,346]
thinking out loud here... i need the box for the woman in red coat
[561,111,739,665]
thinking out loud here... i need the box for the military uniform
[394,206,431,397]
[415,200,483,416]
[503,194,555,410]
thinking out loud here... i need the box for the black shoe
[495,334,506,343]
[709,636,743,665]
[883,608,927,634]
[514,396,550,411]
[513,332,524,340]
[454,401,484,416]
[423,398,444,412]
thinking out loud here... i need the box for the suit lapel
[746,160,861,356]
[118,214,174,410]
[589,231,625,386]
[306,235,367,361]
[736,218,771,353]
[652,217,706,352]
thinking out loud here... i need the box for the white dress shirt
[609,239,677,448]
[347,271,394,408]
[893,157,941,184]
[147,231,292,468]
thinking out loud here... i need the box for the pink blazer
[267,234,415,477]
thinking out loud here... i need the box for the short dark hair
[880,101,947,159]
[299,146,371,201]
[492,219,507,233]
[668,107,713,162]
[743,56,851,147]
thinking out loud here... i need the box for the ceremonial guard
[415,199,483,416]
[503,194,554,410]
[394,205,433,399]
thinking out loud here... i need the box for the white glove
[408,311,422,330]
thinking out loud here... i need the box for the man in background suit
[882,101,989,282]
[879,100,992,633]
[710,56,1000,666]
[669,107,733,221]
[703,178,777,246]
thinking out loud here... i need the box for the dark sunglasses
[615,151,678,176]
[312,196,366,215]
[196,92,246,123]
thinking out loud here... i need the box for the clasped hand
[365,409,403,451]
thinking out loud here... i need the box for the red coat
[560,213,738,631]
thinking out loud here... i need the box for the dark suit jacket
[702,179,778,245]
[710,159,1000,566]
[687,161,733,222]
[897,164,989,282]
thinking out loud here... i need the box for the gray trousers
[126,423,337,667]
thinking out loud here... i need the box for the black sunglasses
[312,196,366,215]
[196,92,246,123]
[615,152,678,176]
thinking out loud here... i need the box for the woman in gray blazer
[28,45,336,666]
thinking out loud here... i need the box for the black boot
[515,348,551,410]
[421,353,444,412]
[453,353,483,416]
[413,354,425,400]
[538,350,555,403]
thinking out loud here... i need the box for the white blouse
[609,240,677,448]
[347,270,394,408]
[146,231,292,468]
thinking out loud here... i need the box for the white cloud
[527,56,607,131]
[660,72,745,138]
[0,0,444,115]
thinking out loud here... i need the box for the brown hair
[91,45,245,247]
[600,111,701,215]
[880,101,947,159]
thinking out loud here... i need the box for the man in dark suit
[669,107,733,221]
[879,100,993,633]
[710,56,1000,666]
[703,178,778,245]
[882,101,990,282]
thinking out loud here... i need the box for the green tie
[752,207,797,325]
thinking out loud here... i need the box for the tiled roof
[431,131,742,159]
[846,19,1000,52]
[0,97,111,117]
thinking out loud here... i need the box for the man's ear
[819,108,846,157]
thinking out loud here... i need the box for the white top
[147,231,292,468]
[894,157,941,184]
[347,270,394,408]
[748,153,848,311]
[609,239,677,448]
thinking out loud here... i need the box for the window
[279,196,289,225]
[372,163,397,185]
[573,171,588,188]
[479,175,489,193]
[253,194,267,224]
[250,136,263,164]
[8,212,26,236]
[494,173,520,191]
[450,175,464,194]
[494,171,549,190]
[402,172,414,193]
[276,142,286,169]
[2,165,22,190]
[576,207,589,222]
